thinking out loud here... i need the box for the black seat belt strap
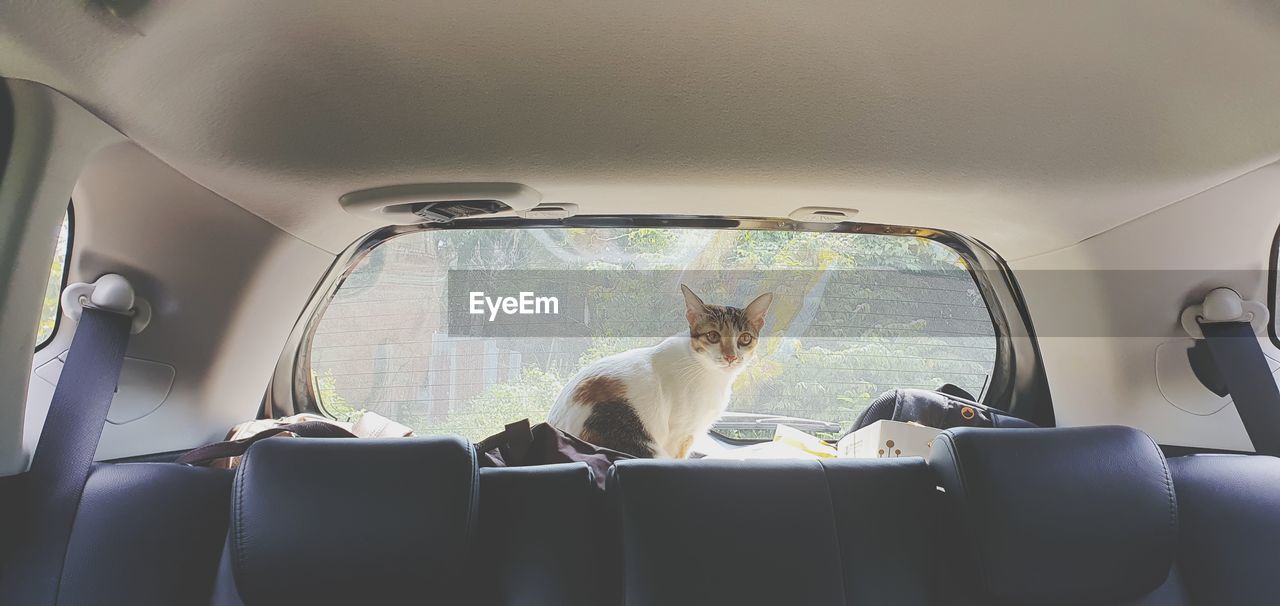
[2,301,133,605]
[1199,320,1280,456]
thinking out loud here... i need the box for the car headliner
[3,1,1280,258]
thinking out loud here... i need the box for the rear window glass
[308,227,997,442]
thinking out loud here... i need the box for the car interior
[2,2,1280,605]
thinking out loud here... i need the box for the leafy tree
[313,369,362,422]
[36,214,69,343]
[417,368,565,439]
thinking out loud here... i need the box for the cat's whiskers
[672,361,701,385]
[676,357,710,379]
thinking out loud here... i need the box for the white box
[838,420,943,459]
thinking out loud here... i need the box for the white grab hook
[61,273,151,334]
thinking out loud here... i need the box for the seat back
[609,457,937,606]
[824,457,938,605]
[478,463,618,606]
[46,426,1280,606]
[58,463,232,606]
[228,436,478,605]
[1168,454,1280,606]
[929,426,1180,606]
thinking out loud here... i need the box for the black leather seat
[825,457,938,605]
[39,425,1280,606]
[1168,454,1280,606]
[929,426,1185,606]
[609,457,938,606]
[220,436,478,605]
[57,463,233,606]
[53,438,610,606]
[478,463,618,606]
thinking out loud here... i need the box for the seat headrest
[929,426,1176,605]
[230,436,478,604]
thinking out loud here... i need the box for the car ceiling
[3,1,1280,258]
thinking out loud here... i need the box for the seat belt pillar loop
[1183,288,1280,457]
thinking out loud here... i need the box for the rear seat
[1168,454,1280,605]
[58,464,233,605]
[608,457,938,605]
[38,426,1280,606]
[214,437,615,606]
[50,439,611,606]
[217,436,478,605]
[929,426,1185,605]
[478,464,618,606]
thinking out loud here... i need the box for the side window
[307,227,998,443]
[35,211,70,349]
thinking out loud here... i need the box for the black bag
[475,419,635,489]
[844,387,1036,438]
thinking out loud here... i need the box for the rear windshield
[307,226,997,441]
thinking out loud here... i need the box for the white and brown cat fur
[547,285,772,459]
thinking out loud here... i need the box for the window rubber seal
[1268,222,1280,350]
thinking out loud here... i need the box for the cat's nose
[723,354,738,363]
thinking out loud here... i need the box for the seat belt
[1198,321,1280,456]
[1183,288,1280,456]
[1,275,140,606]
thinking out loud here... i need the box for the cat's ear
[745,292,773,332]
[680,284,706,325]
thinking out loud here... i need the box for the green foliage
[578,338,657,367]
[313,369,362,422]
[420,368,566,440]
[36,214,69,344]
[625,228,681,264]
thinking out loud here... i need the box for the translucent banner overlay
[445,269,995,339]
[438,269,1273,338]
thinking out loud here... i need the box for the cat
[546,284,772,459]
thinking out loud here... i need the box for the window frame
[34,204,73,352]
[288,214,1053,429]
[1269,224,1280,351]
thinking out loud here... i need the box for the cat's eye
[703,331,720,343]
[738,333,754,346]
